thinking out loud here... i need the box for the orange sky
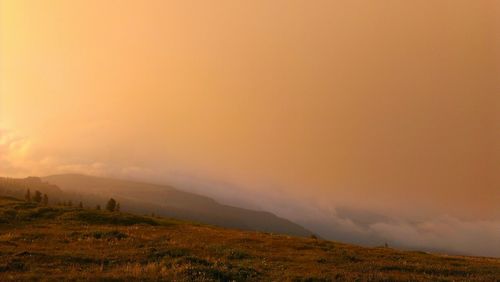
[1,0,499,222]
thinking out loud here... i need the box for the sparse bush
[183,266,233,281]
[1,259,26,272]
[33,191,42,203]
[209,245,251,260]
[149,247,191,261]
[16,207,63,221]
[227,249,251,260]
[42,194,48,206]
[24,189,31,202]
[175,256,212,266]
[183,264,259,281]
[90,230,128,240]
[1,209,17,221]
[165,248,191,258]
[292,276,331,282]
[106,198,116,212]
[16,233,46,242]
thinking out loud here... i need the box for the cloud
[284,202,500,257]
[368,217,500,257]
[0,129,158,179]
[0,129,34,176]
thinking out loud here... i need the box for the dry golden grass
[0,196,499,281]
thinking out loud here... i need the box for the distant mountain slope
[0,177,65,201]
[42,174,312,237]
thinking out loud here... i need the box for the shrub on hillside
[24,189,31,202]
[106,198,116,212]
[89,230,128,240]
[33,191,42,203]
[16,207,64,221]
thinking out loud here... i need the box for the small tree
[68,200,73,207]
[42,194,48,206]
[78,202,83,209]
[33,190,42,203]
[25,189,31,202]
[106,198,116,212]
[116,203,120,212]
[96,204,101,210]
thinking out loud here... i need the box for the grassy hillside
[38,174,312,237]
[0,196,499,281]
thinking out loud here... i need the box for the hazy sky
[1,1,499,256]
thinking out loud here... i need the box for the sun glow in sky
[1,0,499,256]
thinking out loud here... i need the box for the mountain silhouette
[40,174,312,236]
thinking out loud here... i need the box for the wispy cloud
[0,129,159,180]
[0,129,34,176]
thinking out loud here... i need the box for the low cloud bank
[367,217,500,257]
[252,194,500,257]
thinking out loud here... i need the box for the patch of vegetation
[0,209,17,221]
[13,233,47,242]
[87,230,128,240]
[208,244,251,260]
[227,249,252,260]
[183,264,260,281]
[164,248,191,258]
[56,254,102,265]
[12,202,39,210]
[16,207,64,221]
[292,277,332,282]
[148,247,192,262]
[0,259,27,272]
[293,244,315,251]
[59,210,159,226]
[173,256,212,266]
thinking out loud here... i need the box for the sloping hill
[0,177,65,202]
[35,174,311,237]
[0,196,499,281]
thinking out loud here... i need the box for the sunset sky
[1,1,499,256]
